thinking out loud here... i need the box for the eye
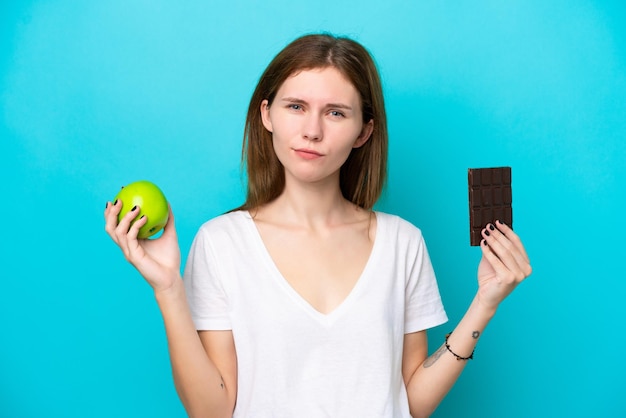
[288,104,302,111]
[329,110,345,118]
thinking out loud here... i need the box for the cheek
[268,116,296,140]
[336,124,365,149]
[270,134,291,164]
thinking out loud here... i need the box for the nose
[302,113,323,141]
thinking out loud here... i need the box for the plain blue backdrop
[2,1,625,417]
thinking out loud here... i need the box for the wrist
[471,295,498,322]
[154,275,185,305]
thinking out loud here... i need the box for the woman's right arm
[104,200,237,418]
[156,281,237,418]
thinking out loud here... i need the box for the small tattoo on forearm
[472,331,480,339]
[423,345,447,368]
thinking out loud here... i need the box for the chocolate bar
[468,167,513,246]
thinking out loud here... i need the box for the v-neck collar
[240,210,383,326]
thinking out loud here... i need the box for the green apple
[114,180,169,239]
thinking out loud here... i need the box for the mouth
[294,148,323,159]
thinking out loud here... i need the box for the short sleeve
[183,226,232,330]
[404,233,448,333]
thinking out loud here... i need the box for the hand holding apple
[104,180,181,293]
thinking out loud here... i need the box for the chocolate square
[468,167,513,245]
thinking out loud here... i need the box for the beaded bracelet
[445,333,474,361]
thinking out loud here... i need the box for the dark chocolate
[468,167,513,246]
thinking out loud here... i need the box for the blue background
[2,1,625,417]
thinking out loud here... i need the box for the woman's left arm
[403,221,532,418]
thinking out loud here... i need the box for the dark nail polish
[489,224,495,231]
[484,229,490,237]
[114,199,118,205]
[140,215,145,219]
[482,239,487,246]
[105,202,109,209]
[131,205,137,211]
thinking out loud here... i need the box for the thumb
[161,204,177,238]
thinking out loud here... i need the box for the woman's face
[260,66,373,187]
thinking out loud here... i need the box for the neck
[259,176,361,229]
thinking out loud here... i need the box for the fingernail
[482,239,487,246]
[131,205,137,211]
[113,199,118,205]
[105,202,109,209]
[489,224,495,231]
[497,219,505,226]
[121,186,125,189]
[140,215,145,219]
[484,229,490,237]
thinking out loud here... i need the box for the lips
[294,148,323,160]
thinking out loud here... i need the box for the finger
[104,199,123,242]
[160,204,177,239]
[114,204,141,252]
[481,227,528,283]
[103,186,127,230]
[125,213,149,257]
[484,224,522,264]
[493,221,532,277]
[128,213,149,239]
[480,238,520,284]
[495,220,530,263]
[115,204,141,233]
[481,222,528,270]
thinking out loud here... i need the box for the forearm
[155,279,233,418]
[406,295,496,418]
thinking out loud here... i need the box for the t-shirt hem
[405,312,448,334]
[192,318,232,331]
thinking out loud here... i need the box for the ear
[260,99,273,133]
[353,119,374,148]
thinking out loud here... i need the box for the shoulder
[375,211,424,241]
[195,210,253,242]
[198,210,250,231]
[187,210,256,264]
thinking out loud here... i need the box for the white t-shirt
[183,210,448,417]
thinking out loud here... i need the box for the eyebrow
[279,96,353,110]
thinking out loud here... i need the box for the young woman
[104,33,532,418]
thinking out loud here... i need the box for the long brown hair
[236,33,388,211]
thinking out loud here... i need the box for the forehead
[276,67,360,104]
